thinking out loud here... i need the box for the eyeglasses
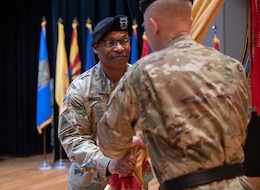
[102,38,130,48]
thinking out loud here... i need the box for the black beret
[92,15,129,45]
[139,0,193,15]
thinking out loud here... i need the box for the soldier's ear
[92,45,98,54]
[189,16,193,27]
[149,17,158,35]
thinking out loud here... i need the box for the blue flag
[36,20,53,134]
[85,20,96,71]
[130,23,138,64]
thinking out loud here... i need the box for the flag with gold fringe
[55,18,70,110]
[130,20,138,64]
[36,18,53,134]
[69,18,82,81]
[85,18,96,71]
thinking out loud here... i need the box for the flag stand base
[54,158,68,169]
[54,142,68,169]
[38,160,52,170]
[38,128,52,170]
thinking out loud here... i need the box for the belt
[160,164,244,190]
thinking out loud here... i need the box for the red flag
[212,23,220,51]
[213,33,220,51]
[141,32,151,58]
[250,0,260,115]
[69,18,82,81]
[105,146,152,190]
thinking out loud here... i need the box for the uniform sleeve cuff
[96,156,111,177]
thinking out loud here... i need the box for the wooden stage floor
[0,153,259,190]
[0,153,159,190]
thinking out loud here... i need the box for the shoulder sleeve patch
[59,102,68,115]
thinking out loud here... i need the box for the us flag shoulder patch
[59,102,68,115]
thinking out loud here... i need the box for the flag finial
[132,19,137,25]
[86,17,92,24]
[132,19,138,30]
[212,22,218,32]
[41,16,47,27]
[72,18,78,24]
[72,18,79,28]
[86,18,93,31]
[58,17,63,24]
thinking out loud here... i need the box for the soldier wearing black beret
[58,15,141,190]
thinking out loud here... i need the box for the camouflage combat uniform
[97,34,254,190]
[58,62,131,190]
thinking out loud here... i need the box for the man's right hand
[107,152,136,177]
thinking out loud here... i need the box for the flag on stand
[141,32,151,58]
[69,18,82,81]
[249,0,260,115]
[212,23,220,51]
[85,18,96,71]
[36,18,53,134]
[191,0,225,43]
[213,33,220,51]
[130,20,138,64]
[55,19,70,110]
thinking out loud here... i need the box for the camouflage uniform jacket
[58,62,131,190]
[97,34,253,189]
